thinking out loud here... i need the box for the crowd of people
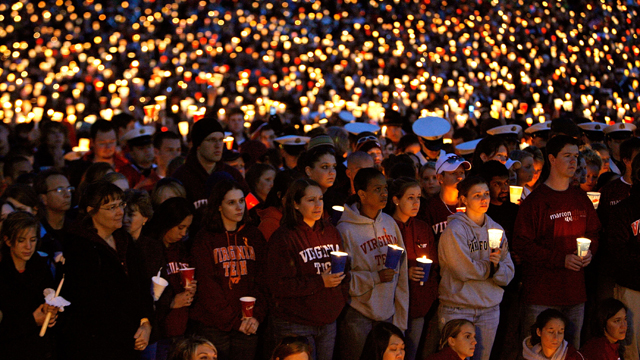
[0,0,640,360]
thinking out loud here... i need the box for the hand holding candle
[416,256,433,286]
[488,229,504,252]
[576,238,591,257]
[330,251,348,274]
[509,186,523,204]
[385,244,404,270]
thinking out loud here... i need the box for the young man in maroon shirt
[172,118,246,209]
[418,154,470,243]
[513,135,601,349]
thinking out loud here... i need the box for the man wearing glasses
[33,169,74,270]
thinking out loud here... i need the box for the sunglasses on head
[437,155,465,173]
[356,135,379,145]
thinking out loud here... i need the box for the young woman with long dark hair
[138,197,196,360]
[580,298,627,360]
[189,180,267,360]
[267,178,348,360]
[387,177,439,360]
[359,322,407,360]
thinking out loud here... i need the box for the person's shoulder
[566,343,586,360]
[240,223,266,240]
[579,336,607,356]
[425,347,459,360]
[600,177,624,193]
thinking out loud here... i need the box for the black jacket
[58,223,153,360]
[0,253,56,360]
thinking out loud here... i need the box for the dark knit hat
[191,117,224,148]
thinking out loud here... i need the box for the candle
[416,256,433,286]
[178,121,190,143]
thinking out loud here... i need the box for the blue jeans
[194,324,258,360]
[405,317,425,360]
[271,316,337,360]
[338,306,393,360]
[141,339,172,360]
[522,303,584,349]
[438,304,500,360]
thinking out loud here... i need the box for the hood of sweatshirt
[339,202,380,226]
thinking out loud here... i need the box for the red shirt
[418,196,457,243]
[581,336,621,360]
[513,184,601,306]
[395,217,439,319]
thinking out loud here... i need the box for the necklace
[441,196,456,215]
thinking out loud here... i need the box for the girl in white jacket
[438,175,515,360]
[336,168,409,360]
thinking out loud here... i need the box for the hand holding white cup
[577,238,591,258]
[488,229,504,252]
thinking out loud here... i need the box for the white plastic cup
[577,238,592,257]
[151,276,169,301]
[586,192,601,209]
[488,229,504,250]
[510,186,523,204]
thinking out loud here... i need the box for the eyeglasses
[100,202,126,212]
[437,155,465,173]
[47,186,75,194]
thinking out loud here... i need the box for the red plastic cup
[240,296,256,318]
[179,268,195,287]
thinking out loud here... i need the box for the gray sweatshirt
[438,212,515,308]
[337,203,409,331]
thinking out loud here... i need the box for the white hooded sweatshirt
[438,212,515,308]
[337,202,409,331]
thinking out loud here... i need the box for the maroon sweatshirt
[513,184,600,306]
[267,219,348,327]
[417,196,457,243]
[190,224,267,332]
[598,177,631,225]
[395,217,439,320]
[172,151,247,209]
[257,206,283,241]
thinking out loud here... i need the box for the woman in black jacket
[59,181,153,360]
[0,211,59,360]
[139,197,196,360]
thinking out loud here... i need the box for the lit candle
[178,121,189,143]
